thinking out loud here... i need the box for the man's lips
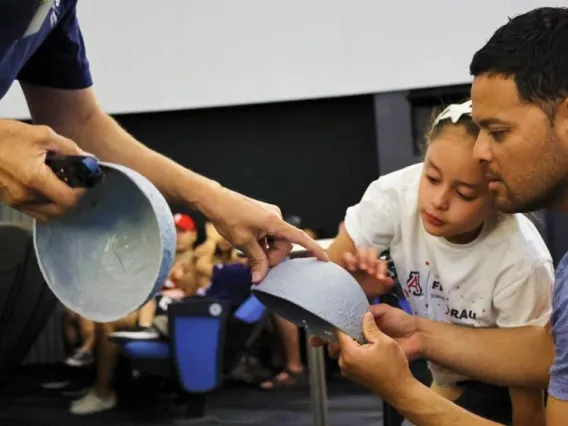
[485,170,501,182]
[486,173,502,190]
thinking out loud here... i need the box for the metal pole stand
[306,333,329,426]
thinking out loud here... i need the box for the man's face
[471,74,568,213]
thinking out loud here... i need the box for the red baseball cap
[174,213,196,231]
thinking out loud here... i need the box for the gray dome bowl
[252,258,370,343]
[33,162,176,322]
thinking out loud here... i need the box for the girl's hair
[425,99,479,147]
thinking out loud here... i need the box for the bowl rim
[251,259,369,340]
[32,162,172,322]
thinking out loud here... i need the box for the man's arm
[417,318,553,389]
[508,388,546,426]
[330,234,553,390]
[337,318,502,426]
[20,85,219,212]
[20,84,329,278]
[546,256,568,424]
[389,379,502,426]
[546,396,568,426]
[329,228,553,389]
[415,256,555,391]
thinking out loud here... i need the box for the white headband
[432,100,472,127]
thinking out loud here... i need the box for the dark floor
[0,367,384,426]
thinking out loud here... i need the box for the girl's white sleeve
[343,177,399,252]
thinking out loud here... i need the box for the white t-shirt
[344,163,554,385]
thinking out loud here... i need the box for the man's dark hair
[470,7,568,115]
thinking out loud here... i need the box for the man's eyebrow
[476,117,513,128]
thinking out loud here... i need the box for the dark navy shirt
[0,0,92,101]
[549,252,568,400]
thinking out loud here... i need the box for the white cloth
[344,163,554,385]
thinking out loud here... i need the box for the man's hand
[338,313,504,426]
[368,303,424,360]
[336,312,416,401]
[342,246,395,295]
[201,187,328,282]
[312,303,424,361]
[0,120,88,221]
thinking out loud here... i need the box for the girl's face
[176,229,197,251]
[418,124,495,244]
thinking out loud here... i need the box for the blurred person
[69,213,199,415]
[258,219,317,390]
[41,307,96,396]
[63,307,96,368]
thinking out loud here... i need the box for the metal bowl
[33,163,176,322]
[252,258,369,343]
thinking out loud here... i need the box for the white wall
[0,0,565,119]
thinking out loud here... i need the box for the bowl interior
[34,167,165,321]
[252,290,338,341]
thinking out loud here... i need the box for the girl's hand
[342,247,395,296]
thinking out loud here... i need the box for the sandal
[258,368,308,390]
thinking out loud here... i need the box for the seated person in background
[69,213,198,415]
[325,101,553,426]
[194,222,248,294]
[258,314,306,390]
[258,218,321,390]
[41,308,97,396]
[152,225,252,338]
[63,307,96,368]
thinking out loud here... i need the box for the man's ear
[554,97,568,139]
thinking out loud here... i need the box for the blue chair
[371,295,412,314]
[119,298,231,418]
[232,295,266,349]
[233,295,266,324]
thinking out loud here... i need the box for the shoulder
[553,254,568,310]
[489,213,552,266]
[55,0,79,16]
[359,163,422,205]
[549,253,568,401]
[479,214,553,291]
[353,162,423,212]
[375,163,423,191]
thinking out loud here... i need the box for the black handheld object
[45,152,104,188]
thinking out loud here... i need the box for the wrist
[376,373,423,410]
[180,172,223,215]
[389,378,443,424]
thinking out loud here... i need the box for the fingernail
[252,271,261,283]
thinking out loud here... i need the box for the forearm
[509,388,546,426]
[195,257,214,278]
[418,318,552,389]
[176,271,200,296]
[66,110,220,210]
[387,379,502,426]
